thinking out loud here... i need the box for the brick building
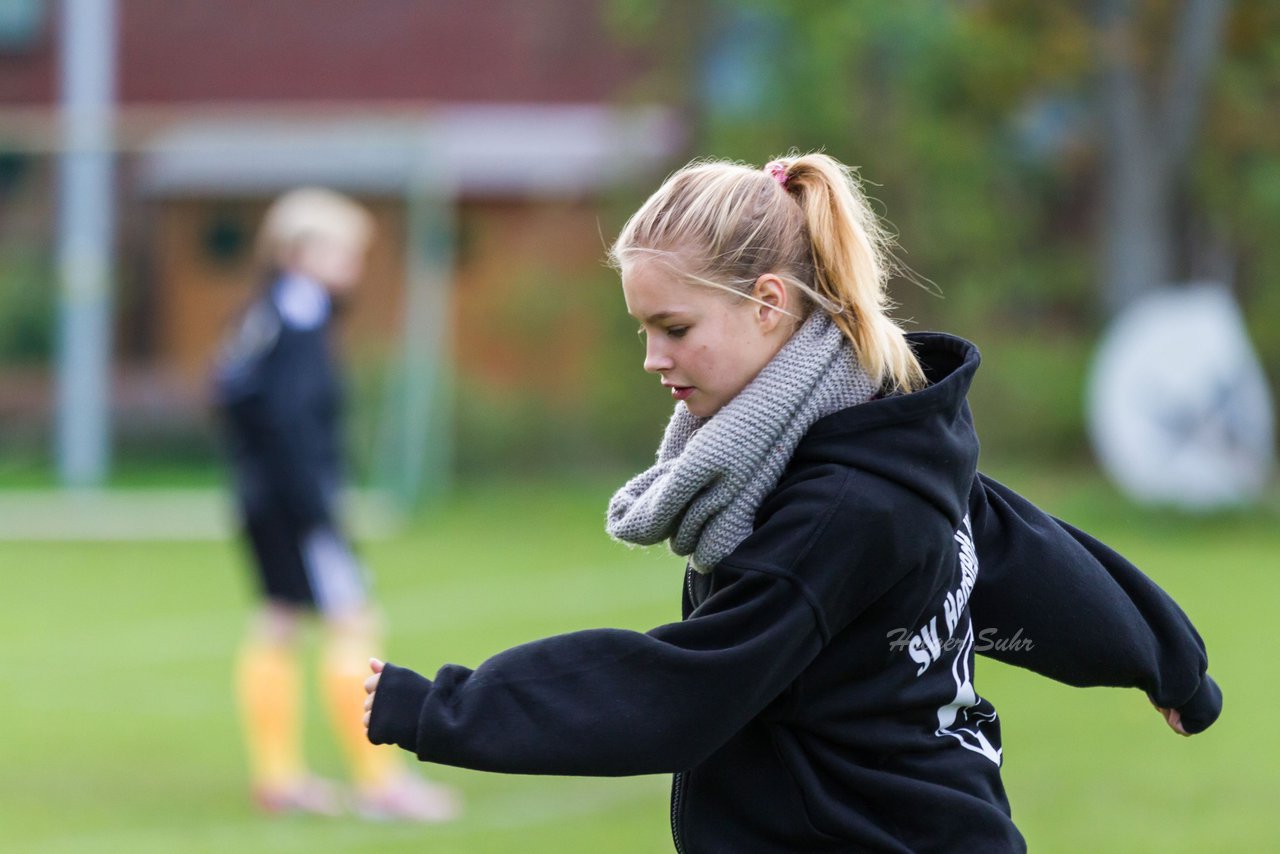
[0,0,684,482]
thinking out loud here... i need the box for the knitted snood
[606,311,877,573]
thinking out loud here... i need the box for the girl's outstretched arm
[363,562,828,776]
[968,474,1221,734]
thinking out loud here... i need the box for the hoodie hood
[792,332,981,526]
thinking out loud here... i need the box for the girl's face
[622,258,794,418]
[291,234,369,295]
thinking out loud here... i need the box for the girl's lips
[669,386,694,401]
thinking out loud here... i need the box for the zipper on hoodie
[670,770,689,854]
[673,566,697,853]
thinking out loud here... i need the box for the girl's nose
[643,340,673,374]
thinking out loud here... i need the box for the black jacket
[368,333,1221,853]
[213,276,344,529]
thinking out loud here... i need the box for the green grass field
[1,469,1276,853]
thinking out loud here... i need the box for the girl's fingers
[363,710,371,729]
[369,657,385,674]
[1156,705,1190,737]
[364,672,380,693]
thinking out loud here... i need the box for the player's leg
[235,511,342,815]
[301,526,460,822]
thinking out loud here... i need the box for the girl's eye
[667,327,688,339]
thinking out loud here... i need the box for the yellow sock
[235,639,304,790]
[321,633,397,787]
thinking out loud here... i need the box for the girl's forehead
[622,262,710,316]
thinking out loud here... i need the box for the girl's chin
[683,398,723,418]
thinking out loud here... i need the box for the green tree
[608,0,1279,461]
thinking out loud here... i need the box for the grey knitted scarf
[606,311,877,574]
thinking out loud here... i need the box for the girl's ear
[753,274,789,331]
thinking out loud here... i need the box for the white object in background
[1087,283,1275,509]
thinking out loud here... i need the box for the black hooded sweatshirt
[368,333,1221,853]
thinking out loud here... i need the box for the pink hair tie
[765,160,789,188]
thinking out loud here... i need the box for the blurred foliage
[448,261,673,477]
[602,0,1280,465]
[1196,0,1280,361]
[0,248,53,362]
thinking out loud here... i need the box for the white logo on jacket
[903,515,1002,766]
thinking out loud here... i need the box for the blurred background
[1,1,1277,852]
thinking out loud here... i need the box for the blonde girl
[363,155,1220,852]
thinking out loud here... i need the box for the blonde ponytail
[780,154,925,392]
[611,152,926,393]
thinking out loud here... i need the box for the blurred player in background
[213,188,459,822]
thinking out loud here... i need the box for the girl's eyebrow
[637,310,681,324]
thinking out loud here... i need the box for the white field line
[0,490,402,541]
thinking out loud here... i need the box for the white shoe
[355,773,462,823]
[253,775,345,817]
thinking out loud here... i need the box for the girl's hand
[363,658,384,730]
[1154,703,1190,737]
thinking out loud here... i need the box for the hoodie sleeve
[968,473,1221,733]
[366,470,898,776]
[368,560,828,776]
